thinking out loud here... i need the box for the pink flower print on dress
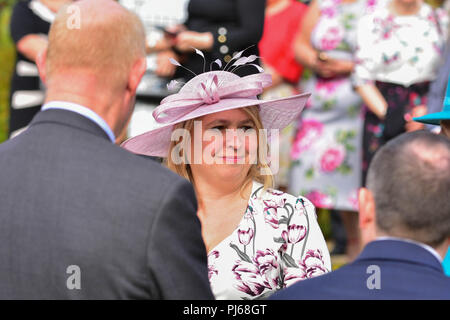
[299,249,328,278]
[316,78,340,95]
[253,249,280,290]
[321,0,339,19]
[263,198,286,229]
[237,227,254,246]
[291,119,324,159]
[282,224,307,244]
[305,190,334,209]
[366,123,382,137]
[232,249,280,296]
[320,146,345,173]
[267,189,285,196]
[232,261,266,296]
[367,0,378,12]
[375,15,400,40]
[320,26,344,50]
[208,250,220,280]
[283,249,328,286]
[283,266,307,287]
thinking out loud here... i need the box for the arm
[146,179,214,300]
[353,14,387,119]
[294,0,321,71]
[281,197,331,288]
[294,0,353,78]
[355,83,388,120]
[16,35,48,62]
[10,1,48,62]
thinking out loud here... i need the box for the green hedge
[0,3,15,142]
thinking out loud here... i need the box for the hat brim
[121,92,310,157]
[413,111,450,125]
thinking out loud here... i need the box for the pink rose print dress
[208,181,331,300]
[288,0,379,211]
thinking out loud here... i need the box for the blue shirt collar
[41,101,116,143]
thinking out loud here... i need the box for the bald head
[46,0,145,84]
[367,131,450,246]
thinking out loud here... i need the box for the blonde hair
[166,106,274,192]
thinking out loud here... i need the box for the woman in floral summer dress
[353,0,448,185]
[289,0,379,260]
[122,66,331,299]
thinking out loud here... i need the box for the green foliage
[317,208,331,240]
[0,3,15,142]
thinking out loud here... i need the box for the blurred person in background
[288,0,380,261]
[119,0,189,143]
[353,0,448,186]
[258,0,308,190]
[8,0,74,138]
[152,0,266,82]
[405,2,450,133]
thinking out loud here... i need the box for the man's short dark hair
[366,131,450,247]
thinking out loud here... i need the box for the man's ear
[35,48,47,85]
[358,187,376,232]
[127,56,147,94]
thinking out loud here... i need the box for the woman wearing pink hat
[122,60,331,299]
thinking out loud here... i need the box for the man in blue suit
[271,131,450,299]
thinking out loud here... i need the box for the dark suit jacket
[271,240,450,300]
[176,0,265,80]
[0,109,214,299]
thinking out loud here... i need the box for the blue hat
[414,75,450,125]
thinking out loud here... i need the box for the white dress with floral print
[207,181,331,300]
[288,0,379,211]
[353,1,448,87]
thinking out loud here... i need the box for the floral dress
[289,0,378,211]
[207,181,331,300]
[353,1,448,184]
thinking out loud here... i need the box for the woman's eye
[211,126,225,131]
[241,126,254,131]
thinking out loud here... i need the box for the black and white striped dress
[8,0,53,138]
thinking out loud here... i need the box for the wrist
[376,104,388,120]
[203,32,213,50]
[310,51,320,70]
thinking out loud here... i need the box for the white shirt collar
[41,101,116,143]
[376,236,443,263]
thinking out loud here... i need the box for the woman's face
[440,120,450,138]
[189,108,259,184]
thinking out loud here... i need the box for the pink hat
[121,70,310,157]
